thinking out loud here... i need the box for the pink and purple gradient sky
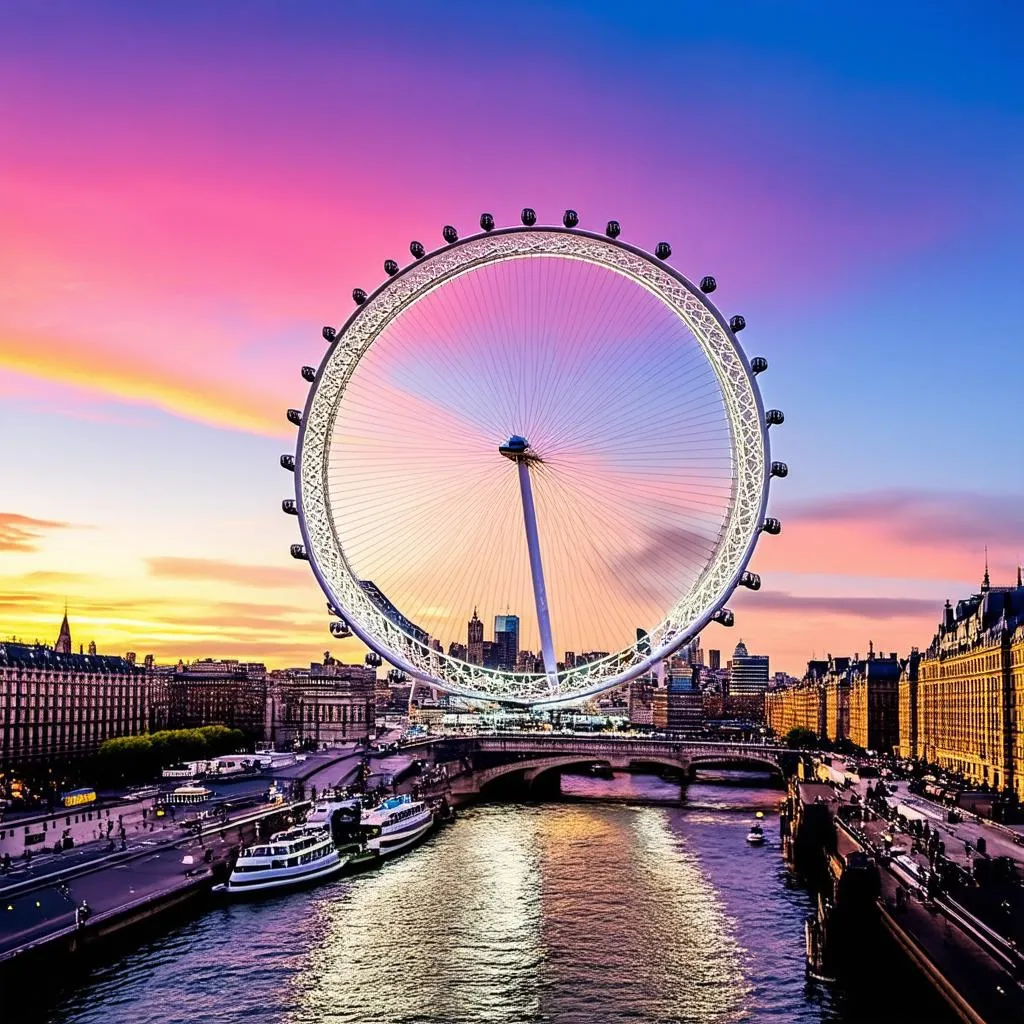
[2,2,1022,674]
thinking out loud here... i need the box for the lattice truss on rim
[294,226,775,706]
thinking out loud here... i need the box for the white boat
[217,803,356,895]
[746,822,766,845]
[360,795,433,857]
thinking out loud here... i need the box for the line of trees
[95,725,247,786]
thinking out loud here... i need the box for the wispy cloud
[0,512,76,553]
[146,556,307,588]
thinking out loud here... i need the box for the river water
[35,774,943,1024]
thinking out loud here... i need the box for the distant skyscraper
[708,649,721,671]
[494,614,520,670]
[728,640,769,696]
[467,609,484,666]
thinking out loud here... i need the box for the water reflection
[42,777,846,1024]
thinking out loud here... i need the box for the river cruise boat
[217,801,358,895]
[361,795,434,857]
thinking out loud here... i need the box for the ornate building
[847,644,901,752]
[910,567,1024,796]
[822,656,852,743]
[166,658,268,737]
[765,660,827,739]
[267,656,376,748]
[895,650,921,760]
[0,614,151,766]
[467,609,484,666]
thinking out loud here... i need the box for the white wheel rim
[296,227,769,706]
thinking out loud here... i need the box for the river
[34,773,948,1024]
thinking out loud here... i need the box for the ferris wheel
[281,210,785,707]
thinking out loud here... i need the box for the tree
[784,727,818,750]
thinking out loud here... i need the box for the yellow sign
[62,789,97,808]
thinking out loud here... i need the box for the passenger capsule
[410,240,426,259]
[281,499,298,515]
[286,409,302,427]
[301,366,316,382]
[730,314,746,332]
[655,242,672,260]
[740,571,761,591]
[290,544,308,561]
[479,212,495,232]
[521,208,537,226]
[384,259,399,276]
[700,276,717,294]
[771,461,789,478]
[322,326,337,343]
[443,225,458,244]
[766,409,785,427]
[280,454,295,471]
[605,220,621,238]
[563,209,579,228]
[352,288,367,305]
[751,357,768,375]
[329,620,352,638]
[713,608,735,627]
[763,518,782,535]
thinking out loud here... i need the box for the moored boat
[215,799,359,895]
[360,795,434,857]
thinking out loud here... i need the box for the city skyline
[3,4,1023,675]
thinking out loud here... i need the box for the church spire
[55,606,72,655]
[981,548,990,593]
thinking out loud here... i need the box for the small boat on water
[360,795,434,857]
[215,798,360,896]
[746,811,766,846]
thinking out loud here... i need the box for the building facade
[494,614,520,671]
[895,650,920,760]
[765,660,827,739]
[847,645,901,752]
[166,659,268,737]
[267,657,376,748]
[0,616,150,766]
[912,572,1024,797]
[727,641,769,696]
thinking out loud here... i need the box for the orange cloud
[1,332,286,437]
[146,556,308,589]
[0,512,76,552]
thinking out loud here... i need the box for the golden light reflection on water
[536,806,749,1024]
[287,804,750,1024]
[289,811,545,1023]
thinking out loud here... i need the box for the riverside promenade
[0,747,366,973]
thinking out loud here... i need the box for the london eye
[282,210,785,707]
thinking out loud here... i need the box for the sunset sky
[2,2,1022,676]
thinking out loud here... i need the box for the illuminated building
[765,660,827,739]
[0,614,151,766]
[494,614,520,671]
[167,658,267,737]
[911,567,1024,796]
[895,650,921,759]
[467,609,484,666]
[847,644,901,752]
[666,659,702,734]
[727,640,769,696]
[267,656,375,748]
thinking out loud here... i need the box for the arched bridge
[436,734,788,802]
